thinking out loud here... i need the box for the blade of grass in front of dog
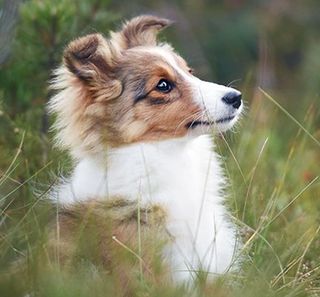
[271,228,318,288]
[293,225,320,285]
[234,217,285,282]
[259,88,320,147]
[0,232,26,257]
[271,255,304,287]
[219,132,246,184]
[137,193,143,282]
[264,176,319,230]
[194,150,212,238]
[0,161,52,205]
[278,263,320,291]
[139,146,150,282]
[0,131,25,186]
[0,176,54,256]
[242,137,269,221]
[193,150,214,267]
[112,235,143,262]
[112,235,152,277]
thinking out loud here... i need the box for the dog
[48,15,243,283]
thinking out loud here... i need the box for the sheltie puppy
[48,15,243,283]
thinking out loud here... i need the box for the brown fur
[48,15,200,158]
[48,199,171,294]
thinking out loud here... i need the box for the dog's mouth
[186,115,236,129]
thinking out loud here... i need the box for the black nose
[222,92,242,109]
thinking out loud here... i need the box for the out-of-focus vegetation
[0,0,319,296]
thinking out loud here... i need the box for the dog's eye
[156,79,172,93]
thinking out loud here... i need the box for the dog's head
[49,15,242,158]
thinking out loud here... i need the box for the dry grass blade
[233,217,286,283]
[0,131,25,186]
[259,88,320,147]
[219,132,246,184]
[263,176,319,230]
[293,225,320,286]
[242,137,269,221]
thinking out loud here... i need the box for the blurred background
[0,1,319,296]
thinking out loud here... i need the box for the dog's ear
[112,15,172,49]
[63,16,171,81]
[63,33,118,83]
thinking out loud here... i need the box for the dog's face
[49,16,242,157]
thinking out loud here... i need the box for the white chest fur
[55,135,239,281]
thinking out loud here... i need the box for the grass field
[0,84,319,297]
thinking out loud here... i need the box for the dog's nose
[222,92,242,109]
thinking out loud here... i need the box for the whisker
[173,111,205,136]
[187,111,208,130]
[189,112,206,130]
[227,78,242,88]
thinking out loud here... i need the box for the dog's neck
[56,135,224,208]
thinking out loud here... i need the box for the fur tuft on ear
[112,15,172,49]
[63,33,118,83]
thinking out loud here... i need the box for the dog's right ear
[112,15,172,49]
[63,33,118,84]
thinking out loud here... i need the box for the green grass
[0,89,319,297]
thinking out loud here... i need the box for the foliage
[0,0,118,112]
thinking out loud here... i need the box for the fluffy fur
[48,15,243,282]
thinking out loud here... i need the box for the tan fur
[48,15,199,158]
[47,199,170,294]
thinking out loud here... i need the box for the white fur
[54,135,241,281]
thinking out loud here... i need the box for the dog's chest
[65,136,224,215]
[107,136,223,207]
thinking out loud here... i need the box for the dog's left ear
[63,33,119,83]
[112,15,172,49]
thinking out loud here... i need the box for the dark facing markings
[149,97,168,105]
[185,121,210,129]
[133,78,149,104]
[134,93,148,104]
[134,93,169,105]
[186,115,236,129]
